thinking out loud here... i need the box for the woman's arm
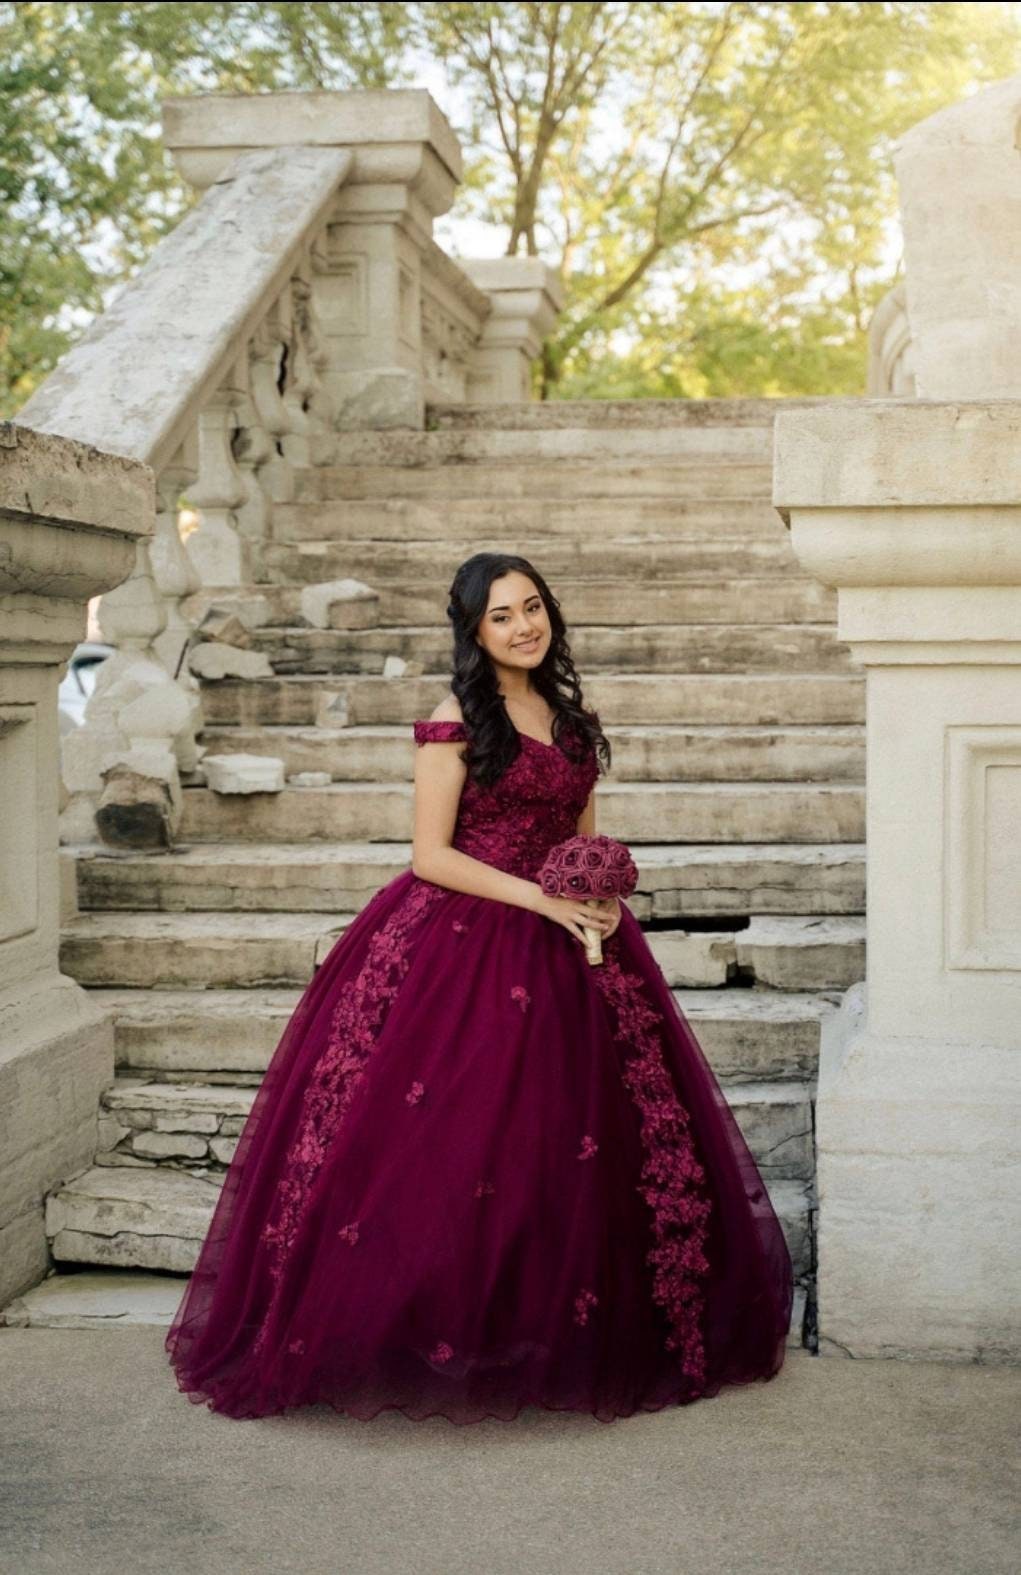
[411,734,545,914]
[576,784,596,837]
[410,700,615,946]
[410,699,545,913]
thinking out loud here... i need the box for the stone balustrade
[14,90,563,846]
[0,424,153,1306]
[774,398,1021,1361]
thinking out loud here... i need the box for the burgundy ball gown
[165,718,793,1423]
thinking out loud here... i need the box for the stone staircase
[11,398,866,1346]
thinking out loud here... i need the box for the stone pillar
[894,72,1021,398]
[163,91,464,429]
[773,399,1021,1362]
[0,423,153,1304]
[459,258,565,401]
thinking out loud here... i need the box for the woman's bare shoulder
[428,693,464,724]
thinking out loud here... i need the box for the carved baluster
[249,304,294,505]
[281,257,335,466]
[151,458,202,678]
[186,382,248,586]
[231,347,275,579]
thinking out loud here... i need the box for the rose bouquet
[537,834,639,966]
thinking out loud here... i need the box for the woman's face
[475,571,551,677]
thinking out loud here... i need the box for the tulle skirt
[165,870,793,1423]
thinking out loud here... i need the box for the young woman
[166,551,793,1424]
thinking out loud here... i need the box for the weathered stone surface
[193,721,863,785]
[196,608,254,648]
[131,1130,208,1161]
[201,752,285,794]
[72,839,865,919]
[299,577,379,630]
[14,145,353,475]
[200,671,864,730]
[250,622,853,677]
[736,918,866,991]
[61,912,352,988]
[647,931,735,987]
[0,1270,184,1328]
[96,764,178,850]
[45,1167,223,1273]
[287,770,332,787]
[189,642,273,680]
[177,779,864,845]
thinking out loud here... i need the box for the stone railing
[0,424,152,1305]
[15,90,564,846]
[776,70,1021,1365]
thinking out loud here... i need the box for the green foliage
[0,0,415,413]
[418,1,1019,396]
[2,0,1019,412]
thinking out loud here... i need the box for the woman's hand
[535,891,621,947]
[591,896,622,940]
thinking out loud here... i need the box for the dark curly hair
[439,552,611,791]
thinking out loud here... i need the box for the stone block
[646,931,736,987]
[132,1130,209,1160]
[1,1270,184,1328]
[299,578,379,630]
[188,642,273,681]
[201,753,285,794]
[96,763,179,851]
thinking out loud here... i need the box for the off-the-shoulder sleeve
[413,720,468,746]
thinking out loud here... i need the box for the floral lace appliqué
[591,948,713,1388]
[510,984,530,1012]
[337,1221,360,1245]
[258,878,448,1288]
[412,719,600,881]
[473,1178,496,1198]
[573,1287,599,1326]
[404,1080,425,1105]
[577,1134,598,1161]
[429,1340,454,1365]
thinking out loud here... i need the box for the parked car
[58,641,115,734]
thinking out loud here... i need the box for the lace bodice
[413,719,600,881]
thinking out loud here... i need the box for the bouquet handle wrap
[537,835,639,967]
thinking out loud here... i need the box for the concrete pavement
[1,1332,1018,1575]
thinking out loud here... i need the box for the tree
[3,1,1019,411]
[418,1,1021,395]
[0,1,415,413]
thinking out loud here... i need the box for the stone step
[271,496,786,543]
[72,841,866,920]
[0,1270,184,1328]
[61,909,862,991]
[263,536,798,582]
[249,624,853,676]
[191,722,863,784]
[327,425,776,465]
[735,916,867,990]
[0,1264,807,1346]
[200,672,865,730]
[45,1166,223,1274]
[61,912,353,988]
[424,397,826,430]
[298,460,773,502]
[174,780,864,845]
[88,985,837,1083]
[217,578,835,630]
[88,1073,814,1181]
[43,1163,814,1277]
